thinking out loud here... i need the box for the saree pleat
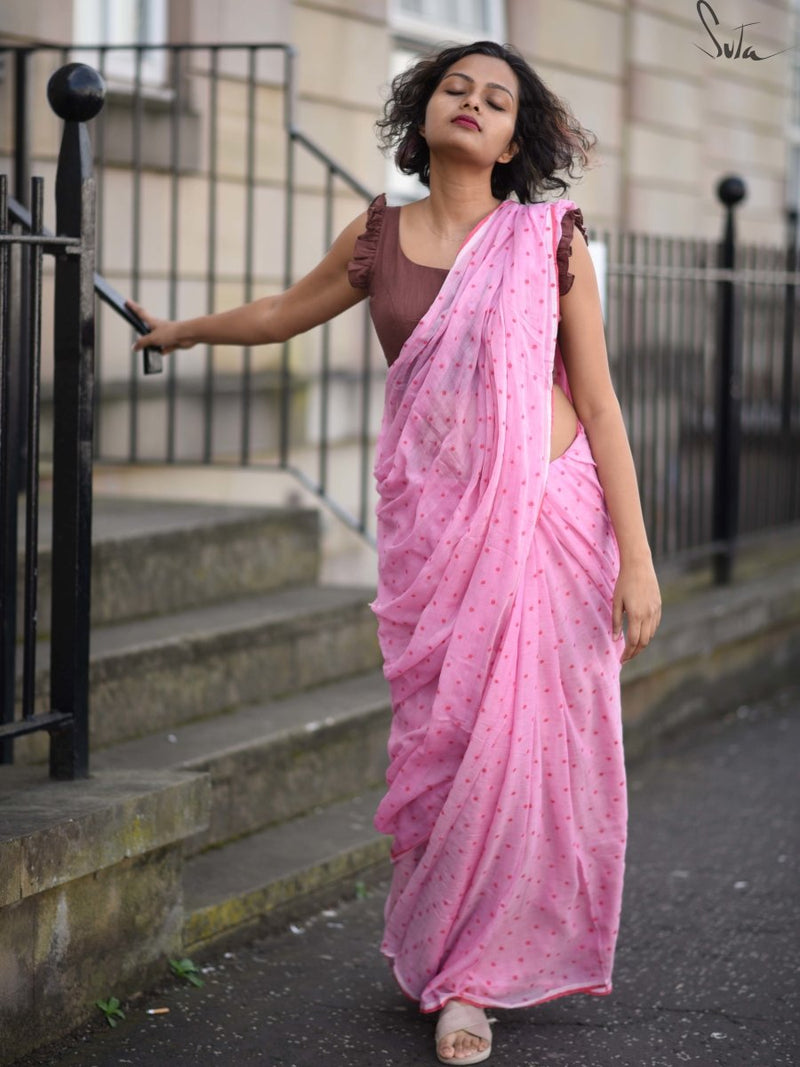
[371,200,626,1012]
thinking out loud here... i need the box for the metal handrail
[4,41,380,539]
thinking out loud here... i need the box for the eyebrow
[442,71,515,100]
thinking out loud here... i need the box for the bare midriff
[551,383,579,461]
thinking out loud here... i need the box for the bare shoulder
[565,223,593,271]
[326,209,370,266]
[560,225,600,314]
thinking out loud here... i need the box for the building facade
[0,1,796,561]
[2,0,796,239]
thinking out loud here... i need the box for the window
[386,1,506,201]
[73,0,168,87]
[391,0,505,45]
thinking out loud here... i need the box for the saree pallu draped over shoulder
[371,200,627,1013]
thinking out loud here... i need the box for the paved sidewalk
[16,686,799,1067]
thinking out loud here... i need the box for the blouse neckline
[395,200,505,274]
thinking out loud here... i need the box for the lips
[452,115,480,131]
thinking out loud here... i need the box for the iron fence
[598,194,799,570]
[0,64,104,778]
[4,43,799,571]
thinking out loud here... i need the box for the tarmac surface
[15,684,799,1067]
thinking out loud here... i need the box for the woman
[132,40,661,1065]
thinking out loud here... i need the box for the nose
[461,91,480,111]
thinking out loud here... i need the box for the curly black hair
[376,41,595,203]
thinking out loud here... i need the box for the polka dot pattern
[371,200,626,1014]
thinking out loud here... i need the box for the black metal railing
[0,64,105,778]
[598,184,799,570]
[5,44,799,571]
[5,43,378,536]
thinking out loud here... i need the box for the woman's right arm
[130,210,369,354]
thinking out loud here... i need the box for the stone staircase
[13,496,392,953]
[4,495,800,1064]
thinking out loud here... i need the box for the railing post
[46,64,105,780]
[782,209,797,435]
[784,209,798,522]
[0,177,17,763]
[712,175,747,585]
[0,51,34,758]
[13,49,33,486]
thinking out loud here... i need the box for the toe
[437,1036,456,1060]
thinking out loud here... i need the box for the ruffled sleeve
[347,193,387,291]
[557,207,588,296]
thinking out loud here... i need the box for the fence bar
[782,212,797,435]
[319,167,335,494]
[11,50,33,501]
[280,52,297,469]
[167,47,183,463]
[712,176,747,584]
[47,64,105,779]
[240,47,257,466]
[0,175,15,761]
[784,214,799,521]
[204,47,220,464]
[93,48,107,458]
[21,177,44,720]
[13,50,30,205]
[128,47,145,462]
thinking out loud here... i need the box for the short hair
[376,40,595,203]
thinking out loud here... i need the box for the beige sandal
[435,1000,493,1065]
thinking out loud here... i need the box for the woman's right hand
[128,300,195,355]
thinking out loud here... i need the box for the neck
[424,163,501,236]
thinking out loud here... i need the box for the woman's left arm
[558,227,662,663]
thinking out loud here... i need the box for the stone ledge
[621,558,800,756]
[626,562,800,681]
[0,770,211,909]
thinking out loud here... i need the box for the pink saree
[371,200,626,1013]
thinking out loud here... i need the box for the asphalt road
[16,685,799,1067]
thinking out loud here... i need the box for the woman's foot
[435,999,492,1064]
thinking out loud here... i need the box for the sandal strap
[435,1001,492,1044]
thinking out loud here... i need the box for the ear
[497,140,518,165]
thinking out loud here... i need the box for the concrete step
[182,787,390,955]
[93,670,391,853]
[19,497,321,631]
[17,584,379,762]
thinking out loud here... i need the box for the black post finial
[716,175,747,208]
[46,63,106,123]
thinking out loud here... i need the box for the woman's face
[420,53,519,170]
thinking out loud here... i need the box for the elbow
[266,324,290,345]
[576,394,622,434]
[250,295,286,346]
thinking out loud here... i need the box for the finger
[126,299,148,325]
[132,329,161,353]
[611,593,623,641]
[624,611,658,661]
[622,615,642,662]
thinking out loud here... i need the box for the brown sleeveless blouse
[347,194,586,367]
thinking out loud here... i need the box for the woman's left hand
[612,558,662,663]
